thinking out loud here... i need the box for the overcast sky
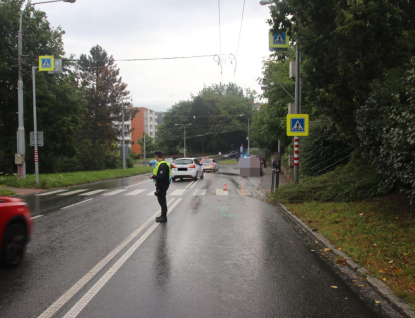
[38,0,272,112]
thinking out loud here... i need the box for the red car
[0,197,32,267]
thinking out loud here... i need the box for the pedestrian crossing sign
[39,55,54,71]
[269,32,289,51]
[287,114,309,136]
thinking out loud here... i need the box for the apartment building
[131,107,158,155]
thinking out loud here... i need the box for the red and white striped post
[34,149,38,163]
[294,137,299,184]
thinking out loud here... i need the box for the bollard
[271,170,275,193]
[276,169,280,188]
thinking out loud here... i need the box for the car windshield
[201,159,212,163]
[175,159,193,165]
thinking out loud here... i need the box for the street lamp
[175,124,192,157]
[16,0,76,178]
[239,114,250,156]
[259,0,274,5]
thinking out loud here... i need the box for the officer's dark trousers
[157,184,169,213]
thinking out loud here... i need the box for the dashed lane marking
[37,189,67,196]
[61,198,93,210]
[125,189,146,196]
[193,189,206,196]
[102,189,127,196]
[124,180,152,189]
[216,189,229,196]
[170,189,186,196]
[79,189,106,196]
[237,189,252,196]
[58,189,88,196]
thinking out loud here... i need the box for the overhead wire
[217,0,223,82]
[235,0,246,82]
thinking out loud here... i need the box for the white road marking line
[79,189,106,196]
[189,180,198,188]
[185,181,194,189]
[147,190,155,196]
[170,189,186,196]
[237,189,252,196]
[125,189,146,196]
[193,189,206,196]
[36,189,67,196]
[61,198,182,318]
[31,215,43,220]
[124,179,152,189]
[216,189,229,196]
[38,198,177,318]
[61,199,93,210]
[102,189,126,196]
[58,189,88,196]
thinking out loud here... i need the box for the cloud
[42,0,272,112]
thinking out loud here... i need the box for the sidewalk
[259,163,289,194]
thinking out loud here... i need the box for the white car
[201,158,218,172]
[172,158,204,181]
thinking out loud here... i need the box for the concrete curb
[275,202,415,318]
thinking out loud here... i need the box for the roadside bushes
[275,152,384,203]
[356,58,415,202]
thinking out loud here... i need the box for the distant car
[222,151,239,159]
[148,159,157,167]
[0,197,32,267]
[172,158,204,181]
[165,158,174,165]
[201,158,218,172]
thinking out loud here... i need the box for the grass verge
[0,188,15,196]
[283,195,415,308]
[0,166,153,190]
[221,159,238,164]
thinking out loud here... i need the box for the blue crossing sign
[39,55,54,71]
[287,114,309,136]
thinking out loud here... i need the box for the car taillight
[172,164,177,168]
[189,164,195,168]
[212,163,214,166]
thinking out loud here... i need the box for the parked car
[222,151,239,159]
[172,158,204,181]
[0,197,32,267]
[148,159,157,167]
[201,158,218,172]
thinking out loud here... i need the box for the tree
[157,83,256,155]
[75,45,132,170]
[267,0,415,143]
[0,0,83,173]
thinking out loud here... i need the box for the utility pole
[175,124,191,157]
[32,66,39,183]
[121,101,126,170]
[294,46,301,184]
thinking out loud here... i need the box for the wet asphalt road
[0,165,383,318]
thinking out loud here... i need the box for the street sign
[269,32,289,51]
[39,55,54,71]
[286,114,309,136]
[30,132,44,146]
[48,59,62,74]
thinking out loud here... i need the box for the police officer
[149,150,171,223]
